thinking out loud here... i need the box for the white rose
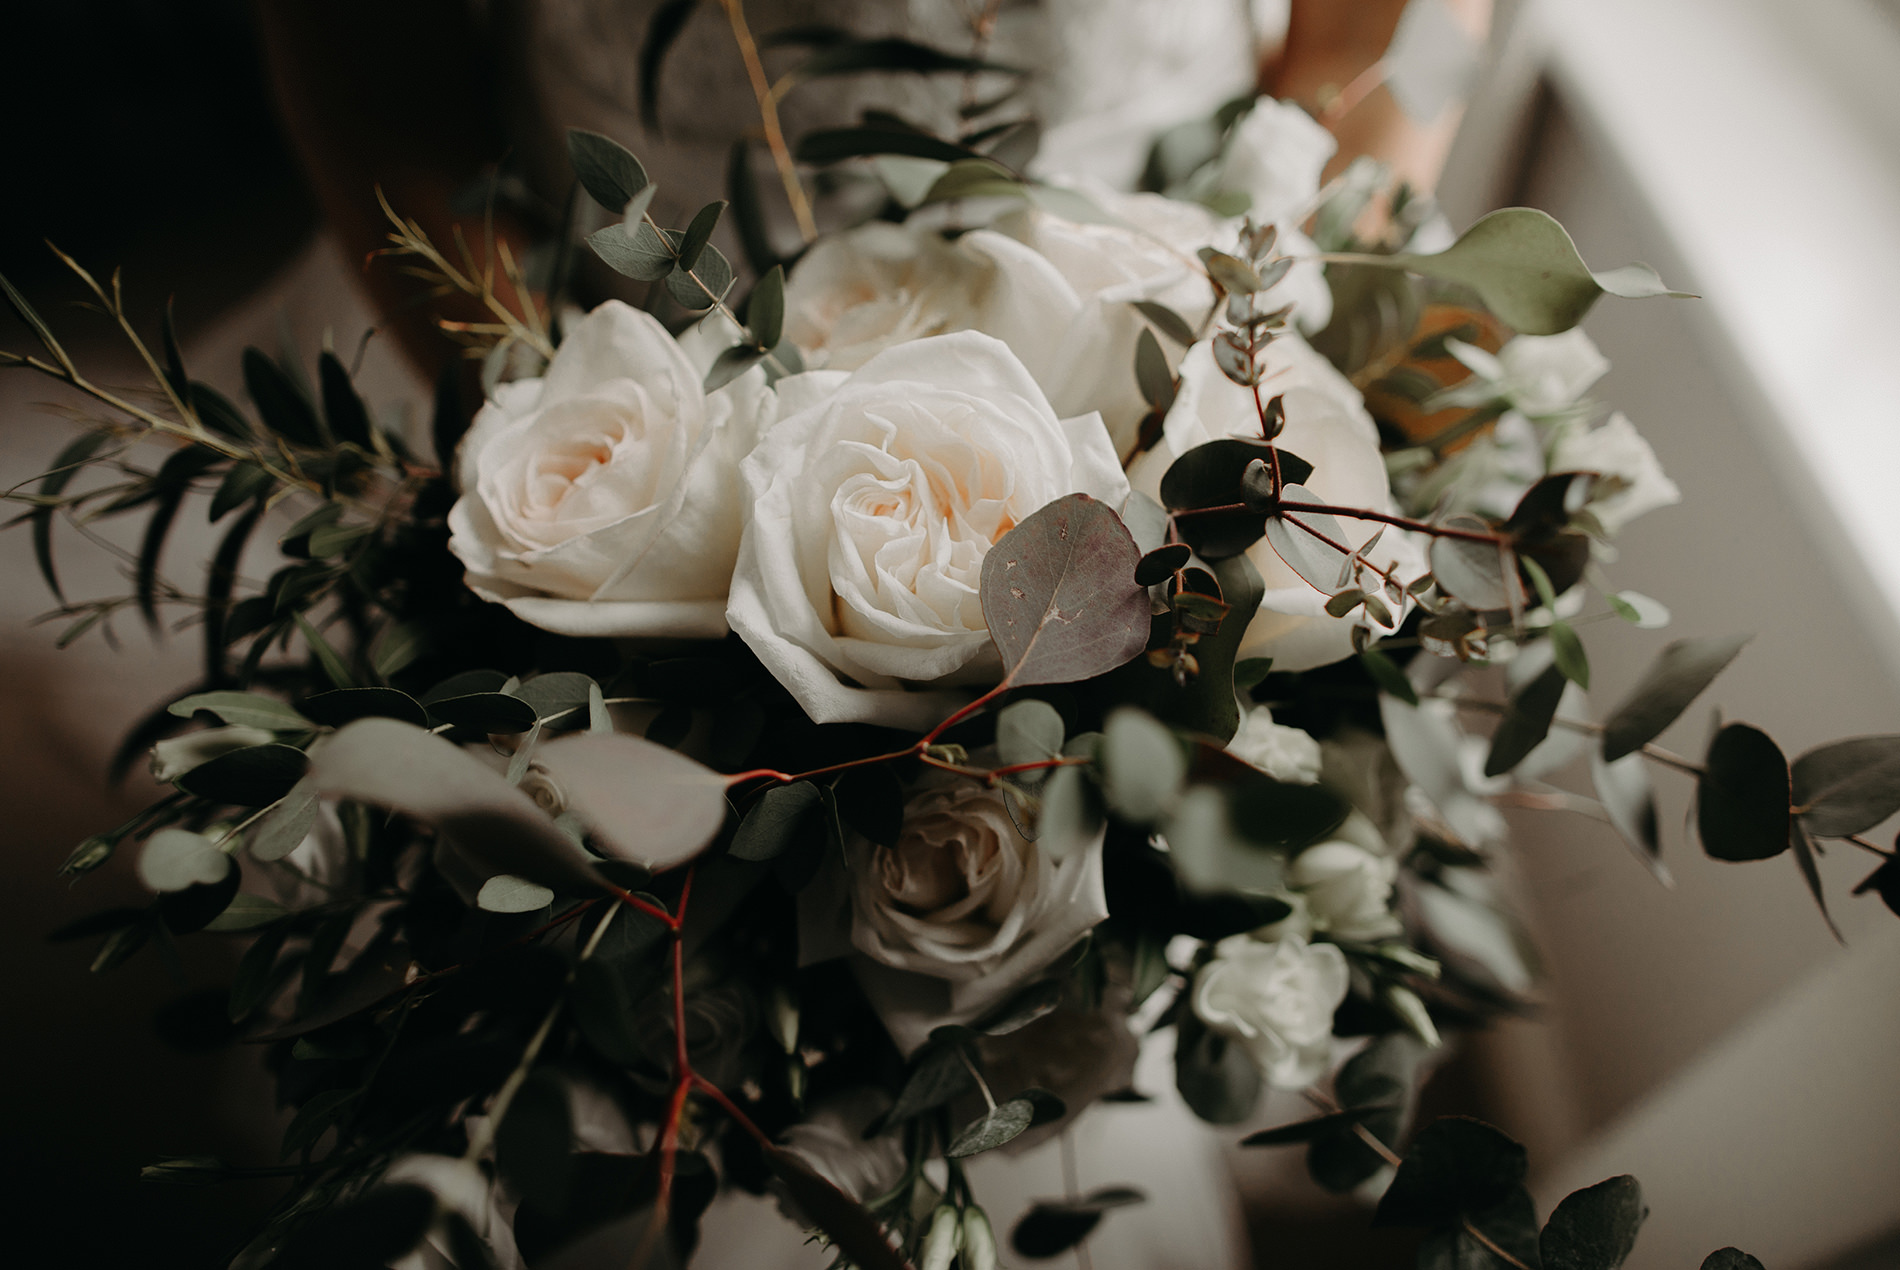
[1548,410,1681,533]
[988,184,1328,457]
[726,331,1129,729]
[776,1091,908,1212]
[1211,97,1337,227]
[447,300,775,638]
[1128,336,1427,673]
[1496,329,1610,417]
[1191,933,1349,1088]
[1287,837,1401,943]
[150,725,276,783]
[1227,705,1323,784]
[782,221,1075,376]
[844,771,1108,1053]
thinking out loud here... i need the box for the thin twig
[720,0,817,243]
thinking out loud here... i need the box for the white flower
[846,771,1108,1053]
[447,301,775,638]
[776,1091,908,1212]
[782,221,1074,376]
[1191,933,1349,1088]
[1227,705,1323,784]
[1128,336,1426,673]
[726,331,1129,729]
[988,183,1327,457]
[1287,837,1401,943]
[1211,97,1337,227]
[150,725,275,782]
[1548,411,1681,533]
[1496,329,1610,417]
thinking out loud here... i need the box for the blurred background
[3,1,1898,1266]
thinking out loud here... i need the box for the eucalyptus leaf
[249,777,321,862]
[676,200,726,271]
[139,828,233,892]
[1601,634,1749,762]
[1549,619,1590,688]
[1484,664,1567,778]
[477,874,556,914]
[1697,723,1790,862]
[298,687,430,730]
[428,692,539,735]
[587,221,677,282]
[665,243,733,311]
[730,781,825,862]
[1429,518,1518,611]
[1134,327,1175,413]
[1036,762,1102,861]
[1101,708,1186,823]
[534,732,728,871]
[307,718,605,892]
[703,344,767,392]
[1541,1175,1647,1270]
[1363,208,1693,336]
[1590,750,1668,884]
[747,264,786,350]
[996,699,1066,767]
[169,691,311,732]
[1133,300,1197,346]
[203,893,289,933]
[1264,488,1353,592]
[1373,1116,1527,1229]
[980,494,1151,687]
[1174,1007,1261,1124]
[176,744,310,807]
[1700,1253,1766,1270]
[945,1098,1035,1158]
[1789,817,1842,942]
[568,129,651,211]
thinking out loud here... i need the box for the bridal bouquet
[7,7,1885,1270]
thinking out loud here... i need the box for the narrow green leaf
[209,462,271,522]
[242,347,325,447]
[1789,816,1843,943]
[228,921,290,1020]
[30,430,111,602]
[169,692,311,731]
[1134,326,1175,413]
[703,344,766,392]
[945,1099,1036,1158]
[370,620,427,680]
[1484,663,1568,777]
[1602,635,1750,762]
[203,893,290,932]
[1133,300,1197,346]
[1,266,66,361]
[176,744,311,807]
[137,446,223,626]
[1360,649,1419,705]
[318,351,374,449]
[1549,620,1590,688]
[637,0,699,132]
[248,778,320,862]
[160,297,189,399]
[299,687,430,729]
[188,382,252,439]
[747,264,785,350]
[295,613,355,690]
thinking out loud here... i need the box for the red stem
[690,1073,776,1150]
[985,755,1092,780]
[920,679,1013,747]
[1277,500,1504,544]
[653,866,698,1221]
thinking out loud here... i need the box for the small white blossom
[1228,706,1323,785]
[1192,933,1349,1088]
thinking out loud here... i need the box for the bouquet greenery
[5,5,1885,1269]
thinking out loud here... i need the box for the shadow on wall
[1,4,316,1266]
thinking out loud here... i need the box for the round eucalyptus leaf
[1540,1175,1647,1270]
[477,874,556,914]
[1697,724,1790,862]
[139,829,234,892]
[996,698,1067,768]
[1791,734,1900,837]
[1100,709,1185,823]
[979,494,1151,687]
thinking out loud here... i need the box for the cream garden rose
[845,771,1109,1053]
[1191,933,1349,1088]
[1129,334,1426,673]
[448,301,774,638]
[726,331,1129,729]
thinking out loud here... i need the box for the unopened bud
[959,1207,998,1270]
[1383,984,1442,1049]
[919,1204,962,1270]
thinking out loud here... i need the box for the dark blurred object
[0,0,316,317]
